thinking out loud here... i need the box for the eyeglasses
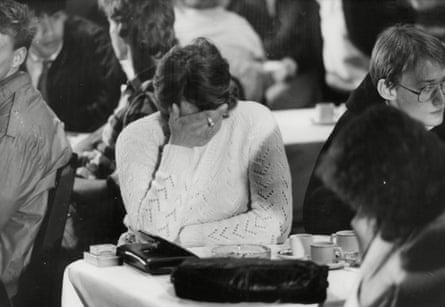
[398,80,445,103]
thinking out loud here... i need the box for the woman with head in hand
[317,105,445,307]
[116,38,292,247]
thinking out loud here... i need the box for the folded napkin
[171,258,329,303]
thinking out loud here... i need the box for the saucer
[277,249,308,260]
[326,261,346,270]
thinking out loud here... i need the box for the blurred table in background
[273,107,338,145]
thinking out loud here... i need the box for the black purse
[116,231,198,275]
[171,257,329,304]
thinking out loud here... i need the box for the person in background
[0,0,72,299]
[20,0,124,132]
[304,24,445,234]
[116,38,292,246]
[317,105,445,307]
[408,0,445,41]
[174,0,295,103]
[65,0,176,251]
[228,0,324,109]
[66,0,107,26]
[317,0,414,103]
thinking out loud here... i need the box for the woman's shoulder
[117,112,165,146]
[234,100,271,114]
[233,101,278,130]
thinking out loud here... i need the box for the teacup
[310,242,343,265]
[331,230,359,252]
[315,102,335,124]
[331,230,360,266]
[289,233,312,258]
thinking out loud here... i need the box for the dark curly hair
[317,105,445,242]
[153,37,238,120]
[0,0,36,49]
[99,0,176,71]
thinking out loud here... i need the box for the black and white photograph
[1,0,445,306]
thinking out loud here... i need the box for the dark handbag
[171,258,329,304]
[116,232,198,275]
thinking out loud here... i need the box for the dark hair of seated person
[316,105,445,242]
[0,0,36,50]
[153,37,238,125]
[99,0,176,72]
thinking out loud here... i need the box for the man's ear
[376,78,397,102]
[12,47,27,69]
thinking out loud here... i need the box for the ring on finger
[207,117,215,127]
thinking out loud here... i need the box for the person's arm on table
[116,124,194,242]
[72,126,104,154]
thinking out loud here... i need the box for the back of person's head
[19,0,66,16]
[99,0,176,60]
[370,24,445,88]
[317,105,445,242]
[0,0,35,50]
[153,38,238,118]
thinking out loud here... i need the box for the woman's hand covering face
[168,103,229,147]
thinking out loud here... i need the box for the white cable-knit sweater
[116,101,292,247]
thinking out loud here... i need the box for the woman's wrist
[169,134,188,147]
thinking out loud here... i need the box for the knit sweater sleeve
[179,107,293,246]
[115,116,194,241]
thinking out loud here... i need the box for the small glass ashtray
[211,244,271,259]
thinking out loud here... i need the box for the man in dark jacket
[303,24,445,234]
[21,0,124,132]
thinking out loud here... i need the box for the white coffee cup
[331,230,359,252]
[310,242,343,265]
[331,230,360,266]
[315,102,335,124]
[289,233,313,258]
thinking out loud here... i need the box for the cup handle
[334,247,344,261]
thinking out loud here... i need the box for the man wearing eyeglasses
[304,24,445,234]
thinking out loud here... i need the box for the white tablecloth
[62,243,358,307]
[272,106,343,145]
